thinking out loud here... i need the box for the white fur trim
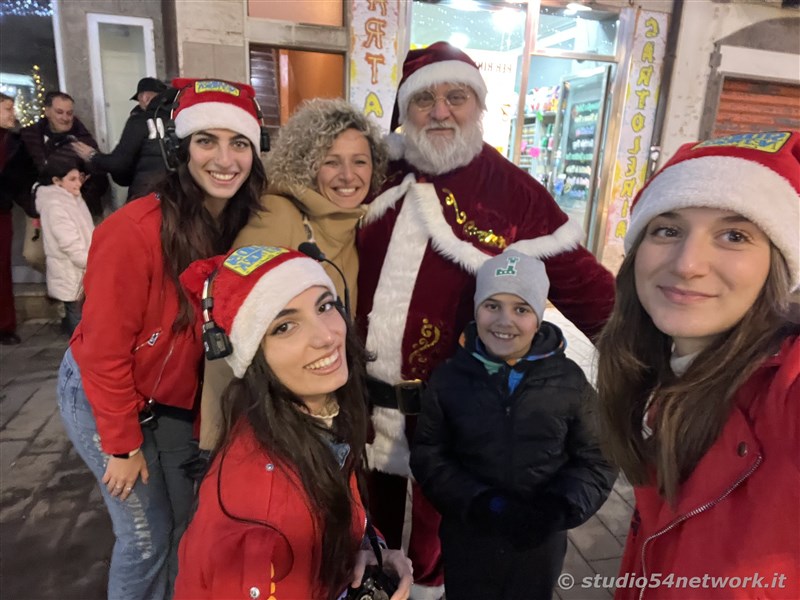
[225,258,335,378]
[410,183,491,274]
[364,173,417,225]
[410,583,445,600]
[627,156,800,289]
[365,183,430,476]
[397,60,487,126]
[506,217,585,259]
[386,132,406,161]
[175,101,262,151]
[365,406,411,477]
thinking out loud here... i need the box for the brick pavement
[0,319,634,600]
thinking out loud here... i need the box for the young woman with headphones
[56,78,267,600]
[175,246,412,600]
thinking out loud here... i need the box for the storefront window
[537,4,619,56]
[410,0,527,156]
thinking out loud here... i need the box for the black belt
[139,398,195,429]
[366,376,424,415]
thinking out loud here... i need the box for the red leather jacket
[70,194,204,454]
[616,334,800,600]
[175,425,367,600]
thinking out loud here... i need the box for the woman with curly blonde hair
[199,98,388,452]
[236,98,388,309]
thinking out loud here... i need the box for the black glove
[179,440,212,483]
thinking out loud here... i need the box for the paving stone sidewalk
[0,320,634,600]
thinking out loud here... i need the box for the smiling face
[403,82,484,174]
[634,207,772,356]
[187,129,254,215]
[261,286,348,412]
[475,293,540,362]
[52,168,83,197]
[315,128,373,209]
[45,97,74,133]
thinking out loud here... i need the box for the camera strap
[365,520,384,569]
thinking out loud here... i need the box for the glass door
[86,14,156,151]
[549,65,612,241]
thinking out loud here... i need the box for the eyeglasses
[409,89,472,112]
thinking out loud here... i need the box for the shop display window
[519,57,615,234]
[537,4,619,56]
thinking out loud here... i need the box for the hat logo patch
[223,246,288,276]
[194,80,241,97]
[495,256,519,277]
[693,131,791,154]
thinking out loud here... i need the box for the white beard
[403,117,484,175]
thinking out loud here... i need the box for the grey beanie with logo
[474,250,550,322]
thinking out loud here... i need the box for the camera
[345,565,398,600]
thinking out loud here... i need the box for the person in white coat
[34,156,94,334]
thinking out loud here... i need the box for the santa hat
[391,41,487,131]
[172,78,262,151]
[180,246,336,378]
[626,130,800,290]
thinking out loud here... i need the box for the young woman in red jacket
[596,131,800,600]
[56,79,266,600]
[175,246,413,600]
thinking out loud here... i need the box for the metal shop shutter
[712,77,800,137]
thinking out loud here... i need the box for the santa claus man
[357,41,615,599]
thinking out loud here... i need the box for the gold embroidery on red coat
[268,562,277,600]
[442,188,507,249]
[408,318,441,374]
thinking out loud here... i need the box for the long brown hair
[154,136,265,331]
[596,235,797,504]
[218,319,371,599]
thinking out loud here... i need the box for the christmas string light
[0,0,53,18]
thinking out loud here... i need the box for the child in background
[411,250,616,600]
[34,156,94,334]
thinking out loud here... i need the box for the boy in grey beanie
[411,250,615,599]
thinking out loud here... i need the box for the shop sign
[601,9,669,272]
[349,0,401,132]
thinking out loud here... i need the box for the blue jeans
[58,348,195,600]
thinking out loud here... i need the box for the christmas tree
[16,64,46,127]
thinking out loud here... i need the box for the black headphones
[154,80,271,173]
[201,269,233,360]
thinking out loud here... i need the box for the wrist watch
[112,448,141,459]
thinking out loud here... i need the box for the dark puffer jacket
[411,321,615,527]
[91,90,174,202]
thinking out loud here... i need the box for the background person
[596,131,800,599]
[357,41,616,597]
[34,155,94,335]
[0,92,27,345]
[72,78,175,203]
[19,91,109,216]
[56,78,267,600]
[175,246,412,600]
[412,250,615,599]
[199,98,388,453]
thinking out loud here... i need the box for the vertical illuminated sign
[602,10,669,272]
[350,0,401,132]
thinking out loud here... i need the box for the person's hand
[381,549,413,600]
[102,452,149,501]
[350,548,413,600]
[71,141,95,161]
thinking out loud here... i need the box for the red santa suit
[358,144,615,594]
[356,42,615,598]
